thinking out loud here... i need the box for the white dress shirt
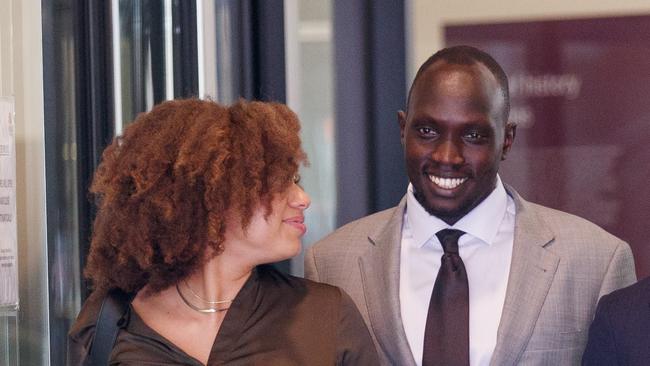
[399,176,516,366]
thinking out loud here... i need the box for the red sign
[446,16,650,278]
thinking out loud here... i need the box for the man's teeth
[429,175,467,189]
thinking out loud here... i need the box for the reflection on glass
[285,0,336,275]
[47,2,82,365]
[117,0,172,130]
[211,0,247,104]
[51,53,81,366]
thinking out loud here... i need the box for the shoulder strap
[84,288,133,366]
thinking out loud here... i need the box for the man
[582,276,650,365]
[305,45,636,365]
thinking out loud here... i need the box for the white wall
[0,0,49,364]
[407,0,650,81]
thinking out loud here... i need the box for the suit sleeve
[598,241,636,298]
[582,295,620,366]
[335,289,379,365]
[304,246,320,282]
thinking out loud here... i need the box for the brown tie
[422,229,469,366]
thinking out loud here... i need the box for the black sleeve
[67,335,90,366]
[582,294,620,366]
[67,291,105,366]
[336,289,380,365]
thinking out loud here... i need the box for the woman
[68,99,378,365]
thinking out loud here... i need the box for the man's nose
[432,138,464,165]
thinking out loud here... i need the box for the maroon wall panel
[446,15,650,278]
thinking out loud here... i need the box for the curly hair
[84,99,307,294]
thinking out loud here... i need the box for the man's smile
[428,174,468,190]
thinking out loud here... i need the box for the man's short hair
[407,45,510,122]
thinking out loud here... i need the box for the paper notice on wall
[0,97,17,309]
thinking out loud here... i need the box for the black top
[582,276,650,366]
[68,265,379,365]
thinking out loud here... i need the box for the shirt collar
[405,175,509,248]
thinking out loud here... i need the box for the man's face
[398,61,515,225]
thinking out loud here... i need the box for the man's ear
[397,110,407,145]
[501,122,517,161]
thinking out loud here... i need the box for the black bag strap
[84,288,133,366]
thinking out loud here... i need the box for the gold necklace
[176,282,232,314]
[182,279,233,305]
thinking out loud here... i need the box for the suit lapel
[358,198,417,366]
[491,187,559,365]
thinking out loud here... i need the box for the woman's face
[225,179,311,266]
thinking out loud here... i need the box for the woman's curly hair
[84,99,307,294]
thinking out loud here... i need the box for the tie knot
[435,229,465,254]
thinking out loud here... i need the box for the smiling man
[305,46,637,366]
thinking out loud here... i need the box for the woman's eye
[292,174,301,184]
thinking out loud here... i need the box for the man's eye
[465,131,485,141]
[417,127,436,136]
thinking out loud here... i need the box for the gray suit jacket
[305,186,636,365]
